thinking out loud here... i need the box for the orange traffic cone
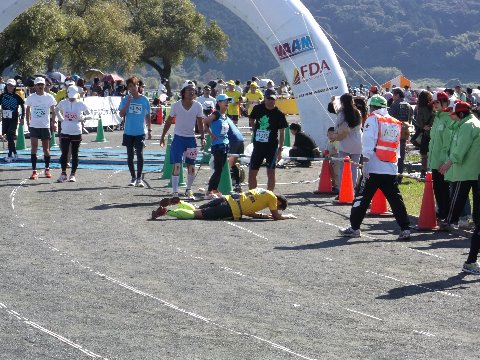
[368,189,393,216]
[416,172,438,230]
[314,151,333,194]
[335,156,354,204]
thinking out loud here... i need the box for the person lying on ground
[151,188,296,220]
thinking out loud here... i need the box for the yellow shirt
[245,91,264,115]
[226,188,278,219]
[55,89,67,103]
[225,90,242,116]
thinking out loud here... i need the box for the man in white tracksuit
[339,95,411,240]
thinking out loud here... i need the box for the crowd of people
[2,73,480,274]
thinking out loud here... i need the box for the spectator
[332,93,363,189]
[287,122,318,167]
[388,88,413,181]
[414,90,434,178]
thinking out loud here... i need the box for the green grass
[399,179,425,216]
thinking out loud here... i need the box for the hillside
[191,0,480,85]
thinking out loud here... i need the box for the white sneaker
[338,227,361,238]
[184,189,196,200]
[135,178,145,187]
[57,174,68,183]
[4,156,13,163]
[204,192,218,200]
[68,174,76,182]
[128,177,136,186]
[463,262,480,275]
[397,229,411,240]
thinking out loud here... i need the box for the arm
[145,113,152,139]
[196,116,206,147]
[54,104,64,122]
[50,105,57,132]
[25,106,30,127]
[277,128,285,161]
[160,116,173,147]
[19,103,25,125]
[118,96,132,117]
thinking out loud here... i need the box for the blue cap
[216,94,232,102]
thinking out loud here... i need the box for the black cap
[265,89,277,99]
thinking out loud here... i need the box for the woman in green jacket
[427,92,452,221]
[439,102,480,230]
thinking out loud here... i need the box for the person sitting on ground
[151,188,296,220]
[287,122,319,167]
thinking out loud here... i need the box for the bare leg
[266,168,276,191]
[248,169,258,189]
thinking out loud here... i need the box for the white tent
[0,0,38,33]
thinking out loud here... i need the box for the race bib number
[255,129,270,143]
[2,110,13,118]
[221,121,229,134]
[129,103,142,115]
[184,147,198,160]
[32,107,47,119]
[64,111,78,121]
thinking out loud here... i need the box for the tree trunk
[140,56,173,97]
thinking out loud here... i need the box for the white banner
[82,96,122,128]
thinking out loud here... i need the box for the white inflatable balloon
[0,0,348,148]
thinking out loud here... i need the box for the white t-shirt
[158,83,167,95]
[169,100,203,137]
[56,99,90,135]
[25,93,57,128]
[196,95,216,111]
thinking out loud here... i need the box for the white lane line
[93,272,318,359]
[366,271,460,298]
[311,216,444,259]
[225,221,269,240]
[345,308,383,321]
[413,330,436,337]
[1,303,107,359]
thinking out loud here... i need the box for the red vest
[373,113,401,163]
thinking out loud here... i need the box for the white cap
[65,80,75,87]
[67,86,78,99]
[34,77,45,85]
[182,80,194,90]
[6,79,16,86]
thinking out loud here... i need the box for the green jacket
[445,114,480,181]
[427,111,452,170]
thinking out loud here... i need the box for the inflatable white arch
[1,0,347,148]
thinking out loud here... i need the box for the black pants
[397,139,406,176]
[2,118,18,156]
[60,134,81,173]
[350,173,410,231]
[432,169,451,220]
[446,180,479,225]
[289,148,312,165]
[208,145,228,192]
[198,197,233,220]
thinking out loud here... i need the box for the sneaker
[458,217,472,230]
[13,154,18,161]
[45,168,52,178]
[338,227,361,237]
[68,174,76,182]
[234,184,242,193]
[159,196,181,208]
[438,221,452,232]
[184,189,195,200]
[29,171,38,180]
[204,192,218,200]
[57,174,68,183]
[4,156,13,163]
[151,207,167,219]
[397,229,411,240]
[135,178,145,187]
[128,177,136,186]
[462,262,480,275]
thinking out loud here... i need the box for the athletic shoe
[397,230,411,240]
[204,192,218,200]
[438,221,452,232]
[135,178,145,187]
[128,177,136,186]
[13,154,18,161]
[57,174,68,183]
[462,262,480,275]
[458,217,473,230]
[151,207,167,219]
[184,189,195,200]
[338,227,361,237]
[234,184,242,193]
[45,168,52,178]
[159,196,181,207]
[29,171,38,180]
[4,156,13,163]
[68,174,76,182]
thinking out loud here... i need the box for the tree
[0,0,142,76]
[120,0,228,94]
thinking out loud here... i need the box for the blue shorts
[170,135,198,165]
